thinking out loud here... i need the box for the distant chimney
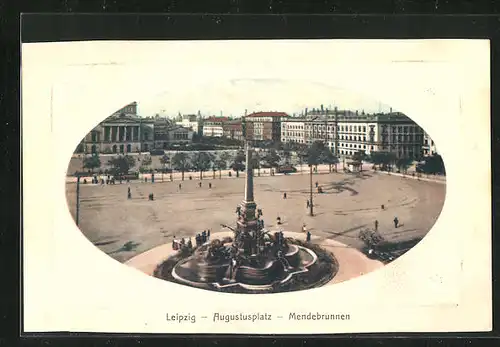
[305,108,308,116]
[390,107,393,113]
[321,104,324,112]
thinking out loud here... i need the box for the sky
[136,78,394,119]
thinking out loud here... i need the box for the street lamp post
[309,164,314,216]
[76,175,81,226]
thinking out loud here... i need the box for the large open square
[66,170,446,264]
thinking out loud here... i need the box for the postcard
[22,39,491,334]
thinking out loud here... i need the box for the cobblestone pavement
[66,171,446,263]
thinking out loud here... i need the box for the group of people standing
[172,236,193,251]
[195,230,211,246]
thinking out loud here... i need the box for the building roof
[246,112,289,118]
[111,101,138,116]
[205,116,229,123]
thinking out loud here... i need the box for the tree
[250,150,261,176]
[172,152,192,181]
[296,144,309,174]
[263,148,281,168]
[282,143,292,165]
[396,157,413,173]
[141,155,152,166]
[421,154,445,175]
[231,150,246,177]
[352,150,368,172]
[192,152,214,180]
[369,151,396,171]
[83,154,101,173]
[214,153,229,179]
[307,141,325,168]
[159,154,170,172]
[108,155,136,176]
[321,148,339,173]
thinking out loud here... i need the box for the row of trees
[82,144,445,178]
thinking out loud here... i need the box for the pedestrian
[302,223,307,233]
[315,181,318,188]
[179,183,182,190]
[145,177,148,183]
[187,238,193,249]
[207,229,211,241]
[306,199,310,208]
[209,182,212,189]
[199,181,202,188]
[374,220,379,231]
[195,234,200,246]
[381,204,385,210]
[202,230,207,243]
[283,192,287,199]
[393,217,399,228]
[306,231,311,242]
[276,216,281,225]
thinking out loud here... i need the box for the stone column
[115,126,119,142]
[124,126,128,142]
[244,143,254,203]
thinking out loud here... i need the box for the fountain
[155,134,337,293]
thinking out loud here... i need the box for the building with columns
[81,102,192,154]
[82,102,155,154]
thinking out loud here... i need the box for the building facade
[202,116,228,137]
[422,131,439,156]
[222,120,244,141]
[281,107,425,160]
[81,102,193,154]
[82,102,155,154]
[154,118,194,149]
[245,111,288,142]
[281,118,306,144]
[176,114,203,135]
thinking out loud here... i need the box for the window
[370,145,374,150]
